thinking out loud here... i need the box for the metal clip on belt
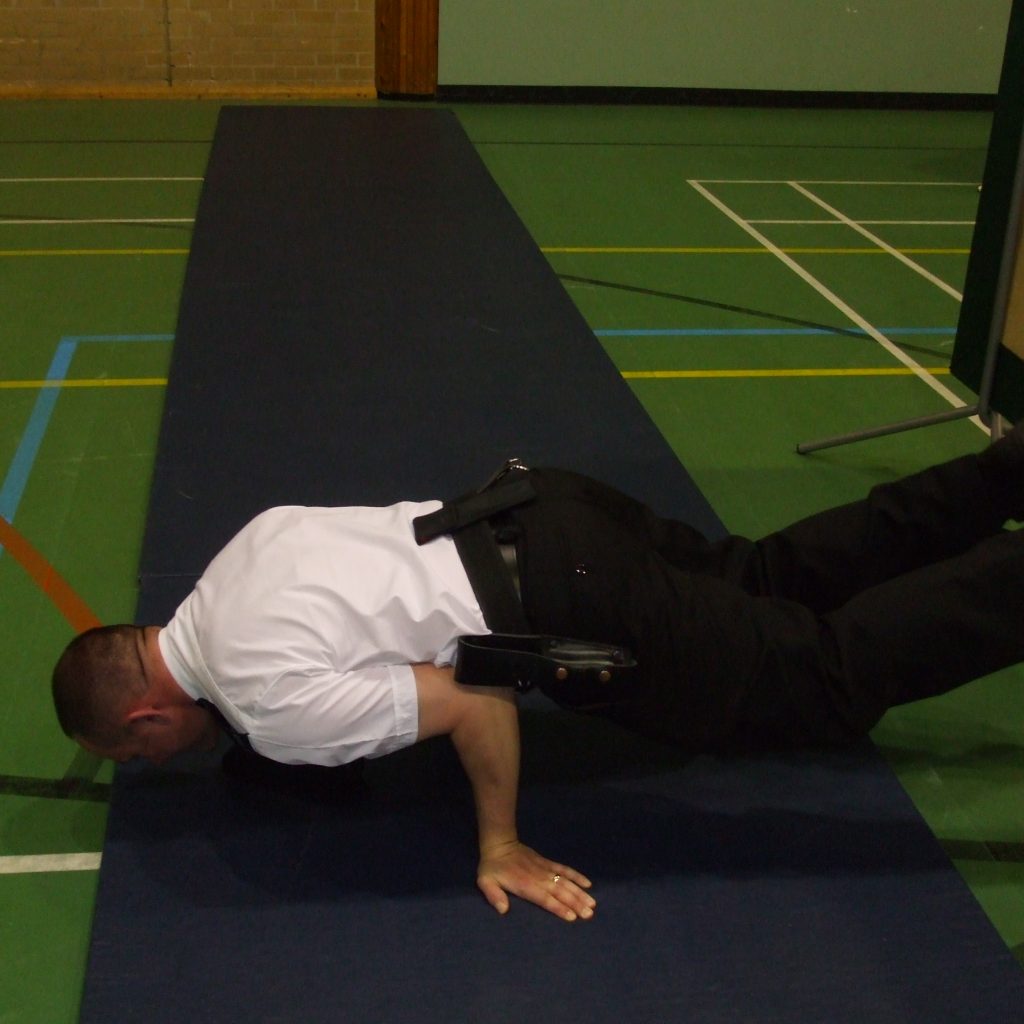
[455,633,637,694]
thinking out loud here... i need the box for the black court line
[440,84,995,112]
[940,839,1024,863]
[63,747,104,783]
[0,773,110,802]
[0,139,214,146]
[938,837,1024,965]
[557,273,953,360]
[558,273,866,335]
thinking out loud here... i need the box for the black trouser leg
[515,458,1024,752]
[732,527,1024,749]
[646,445,1018,614]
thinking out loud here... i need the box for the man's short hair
[52,624,148,743]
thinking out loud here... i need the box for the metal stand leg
[990,412,1011,440]
[795,405,983,455]
[795,85,1024,457]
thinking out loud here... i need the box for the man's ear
[124,706,168,729]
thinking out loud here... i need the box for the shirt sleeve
[245,663,419,766]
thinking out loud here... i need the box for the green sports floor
[2,99,1022,1021]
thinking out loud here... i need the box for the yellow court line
[543,246,969,255]
[4,370,952,386]
[622,367,951,379]
[0,378,168,389]
[0,249,189,258]
[0,246,966,258]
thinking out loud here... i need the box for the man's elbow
[412,662,463,741]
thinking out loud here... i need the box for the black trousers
[501,441,1024,753]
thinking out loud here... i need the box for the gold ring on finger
[551,874,561,883]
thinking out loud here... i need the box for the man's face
[76,705,219,766]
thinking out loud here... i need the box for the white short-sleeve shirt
[159,502,489,766]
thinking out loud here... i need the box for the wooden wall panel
[376,0,438,97]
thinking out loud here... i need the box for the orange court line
[0,516,101,633]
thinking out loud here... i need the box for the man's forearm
[449,686,521,854]
[411,662,595,920]
[449,685,595,921]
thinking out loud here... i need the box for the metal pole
[796,405,979,455]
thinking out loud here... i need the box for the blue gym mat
[79,107,1024,1023]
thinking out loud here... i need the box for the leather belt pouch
[454,633,637,696]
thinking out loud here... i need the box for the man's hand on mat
[414,666,594,921]
[477,839,595,921]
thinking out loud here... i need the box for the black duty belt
[412,458,638,696]
[414,469,534,634]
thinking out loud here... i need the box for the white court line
[687,179,979,427]
[787,181,964,301]
[695,179,979,187]
[750,219,974,226]
[838,220,973,226]
[750,219,840,225]
[0,176,203,183]
[0,217,194,225]
[0,852,101,874]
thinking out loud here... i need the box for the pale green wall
[438,0,1012,94]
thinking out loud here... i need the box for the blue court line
[0,333,173,529]
[0,324,952,533]
[0,339,77,522]
[595,326,957,337]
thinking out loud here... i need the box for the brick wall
[0,0,375,95]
